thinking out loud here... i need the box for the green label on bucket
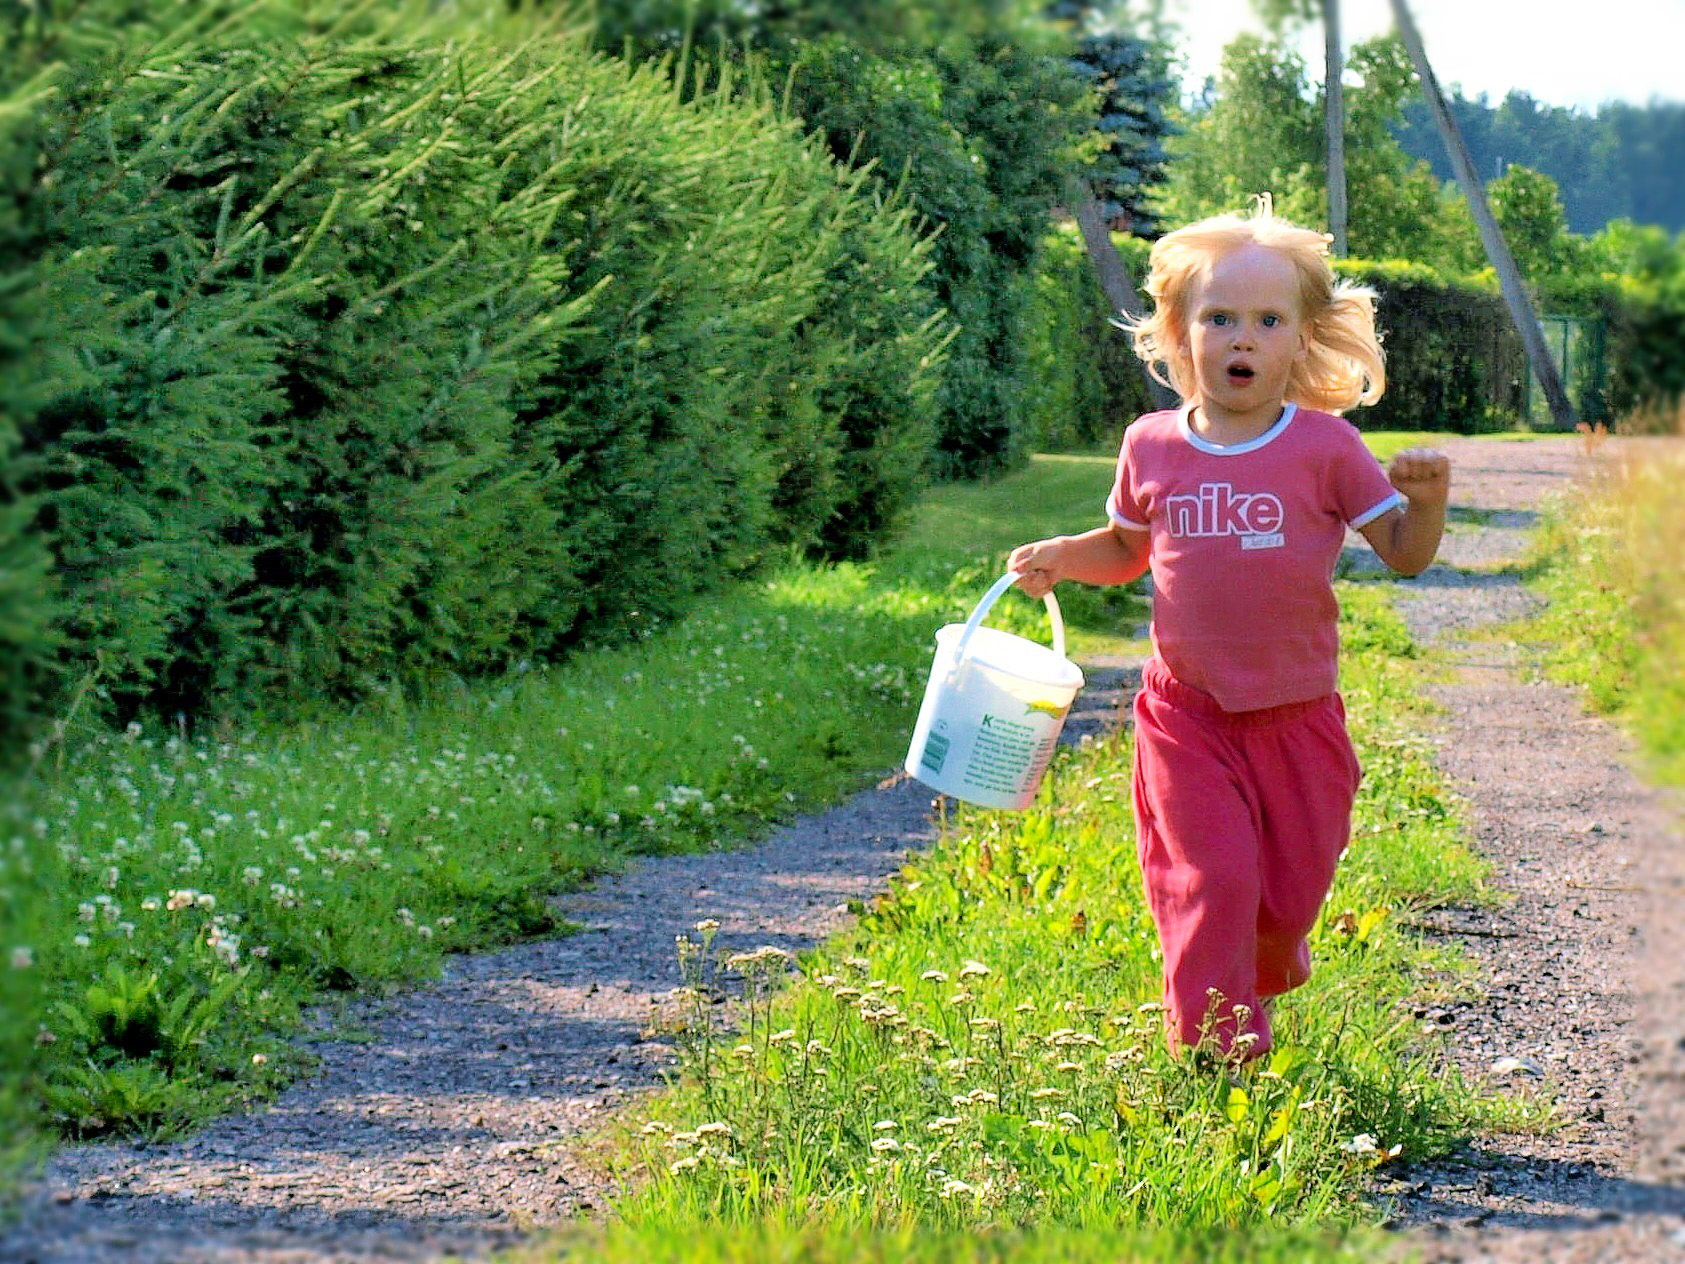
[919,730,951,775]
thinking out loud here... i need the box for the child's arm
[1008,524,1150,599]
[1359,447,1451,576]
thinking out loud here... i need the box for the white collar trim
[1179,402,1298,456]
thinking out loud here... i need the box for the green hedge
[4,10,950,737]
[1332,259,1528,432]
[1024,224,1151,449]
[1540,273,1685,423]
[783,34,1090,478]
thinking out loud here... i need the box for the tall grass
[1519,409,1685,787]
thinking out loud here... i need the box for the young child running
[1009,198,1451,1062]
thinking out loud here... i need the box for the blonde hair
[1126,197,1385,414]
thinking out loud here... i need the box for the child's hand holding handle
[1009,525,1151,599]
[1008,538,1068,600]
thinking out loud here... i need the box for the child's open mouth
[1227,364,1255,385]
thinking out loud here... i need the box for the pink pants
[1131,658,1361,1060]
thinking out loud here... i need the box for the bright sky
[1164,0,1685,113]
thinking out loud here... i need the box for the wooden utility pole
[1067,181,1178,411]
[1321,0,1347,256]
[1388,0,1577,430]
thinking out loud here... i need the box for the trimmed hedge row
[1332,259,1528,432]
[5,13,952,734]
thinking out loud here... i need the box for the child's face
[1184,243,1309,428]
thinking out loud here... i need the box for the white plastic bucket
[905,571,1085,811]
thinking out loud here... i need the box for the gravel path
[1377,438,1685,1263]
[4,436,1681,1263]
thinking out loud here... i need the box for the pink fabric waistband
[1141,658,1336,730]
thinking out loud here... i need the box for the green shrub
[786,33,1091,479]
[1333,259,1527,432]
[1540,273,1685,422]
[6,6,949,737]
[1024,225,1150,450]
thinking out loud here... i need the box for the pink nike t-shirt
[1106,404,1404,713]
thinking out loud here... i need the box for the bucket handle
[953,571,1066,665]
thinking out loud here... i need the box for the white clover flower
[956,960,991,980]
[939,1178,976,1198]
[195,893,216,911]
[1029,1088,1066,1101]
[1340,1133,1379,1155]
[873,1120,899,1132]
[78,903,96,924]
[926,1116,963,1133]
[72,934,90,948]
[920,970,949,983]
[869,1137,901,1153]
[668,1156,701,1174]
[1056,1112,1082,1127]
[693,919,720,934]
[9,947,33,970]
[166,890,195,912]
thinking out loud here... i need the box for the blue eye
[1210,313,1229,326]
[1262,314,1280,327]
